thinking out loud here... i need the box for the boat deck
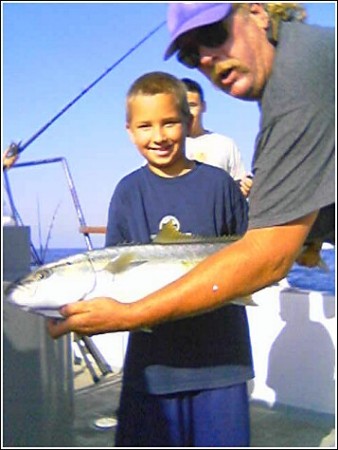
[72,361,335,448]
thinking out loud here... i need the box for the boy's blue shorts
[115,382,250,447]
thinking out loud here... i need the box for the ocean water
[43,246,336,296]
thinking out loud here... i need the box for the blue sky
[2,2,336,249]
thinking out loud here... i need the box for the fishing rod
[5,20,166,159]
[4,19,166,385]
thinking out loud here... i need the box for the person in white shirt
[182,77,252,197]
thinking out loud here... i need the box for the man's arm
[47,211,318,338]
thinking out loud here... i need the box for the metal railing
[4,157,113,382]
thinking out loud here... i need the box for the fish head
[4,253,97,318]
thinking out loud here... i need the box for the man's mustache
[210,60,249,86]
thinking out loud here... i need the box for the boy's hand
[239,175,253,198]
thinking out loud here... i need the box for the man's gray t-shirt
[248,22,335,243]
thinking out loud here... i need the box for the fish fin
[152,220,241,244]
[231,295,258,307]
[104,253,146,274]
[296,240,329,271]
[182,261,197,269]
[152,220,198,243]
[219,234,241,243]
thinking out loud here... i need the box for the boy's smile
[127,93,193,177]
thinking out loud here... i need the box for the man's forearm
[124,217,317,330]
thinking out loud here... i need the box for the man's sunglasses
[177,19,229,69]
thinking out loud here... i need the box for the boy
[106,71,254,447]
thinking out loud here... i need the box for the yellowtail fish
[5,222,250,318]
[5,222,327,319]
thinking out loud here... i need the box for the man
[182,77,252,197]
[48,3,334,338]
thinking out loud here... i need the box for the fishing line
[8,20,166,157]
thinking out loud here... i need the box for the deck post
[3,226,75,447]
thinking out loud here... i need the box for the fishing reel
[6,142,22,157]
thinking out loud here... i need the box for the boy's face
[127,93,190,176]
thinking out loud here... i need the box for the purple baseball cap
[164,3,232,60]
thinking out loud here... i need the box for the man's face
[177,6,275,100]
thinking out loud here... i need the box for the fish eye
[33,269,51,281]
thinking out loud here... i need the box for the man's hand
[46,297,133,339]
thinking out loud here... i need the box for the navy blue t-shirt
[106,163,254,394]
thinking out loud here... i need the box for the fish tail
[231,295,258,307]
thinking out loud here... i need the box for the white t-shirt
[186,131,246,181]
